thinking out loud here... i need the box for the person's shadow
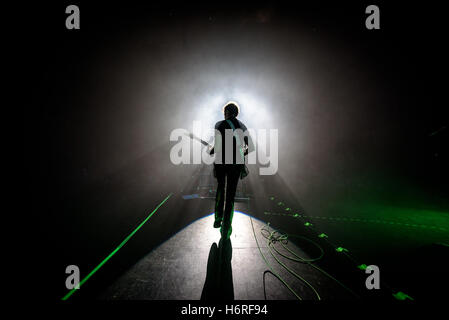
[201,237,234,300]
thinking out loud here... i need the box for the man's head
[223,102,240,120]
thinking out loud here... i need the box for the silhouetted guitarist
[207,102,254,239]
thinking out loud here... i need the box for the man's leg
[221,165,240,238]
[214,165,225,228]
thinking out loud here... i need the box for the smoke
[50,8,392,206]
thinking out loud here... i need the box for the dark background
[22,1,448,302]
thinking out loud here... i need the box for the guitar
[182,131,249,179]
[183,132,214,154]
[182,132,249,156]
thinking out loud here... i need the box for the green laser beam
[61,193,173,301]
[263,211,447,231]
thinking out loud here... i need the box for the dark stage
[23,1,448,308]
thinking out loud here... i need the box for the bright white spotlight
[228,91,270,129]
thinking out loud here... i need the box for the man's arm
[246,134,255,154]
[242,122,255,156]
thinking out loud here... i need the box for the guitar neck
[185,132,211,148]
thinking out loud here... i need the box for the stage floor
[101,212,357,300]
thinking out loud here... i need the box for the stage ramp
[101,212,357,300]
